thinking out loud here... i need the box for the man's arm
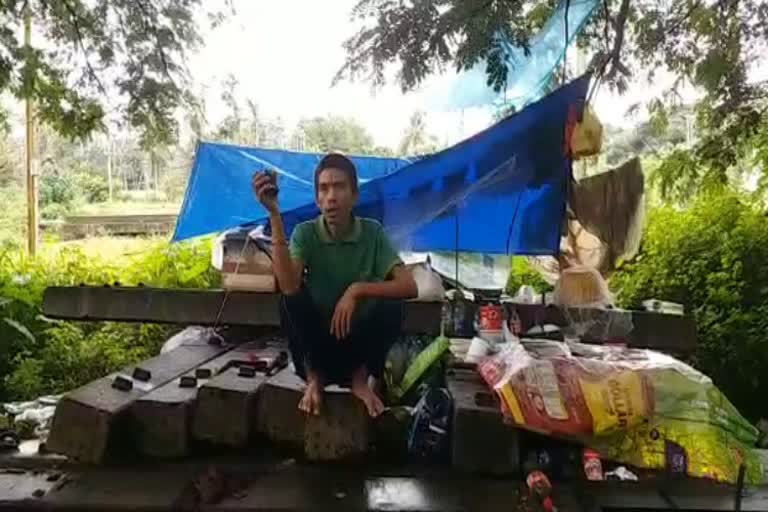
[252,172,303,295]
[331,264,417,339]
[349,265,417,300]
[269,212,304,296]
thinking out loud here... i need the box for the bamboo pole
[24,6,38,256]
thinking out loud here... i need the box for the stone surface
[134,340,279,456]
[254,370,307,448]
[42,465,198,511]
[191,343,284,447]
[46,338,229,464]
[447,369,519,475]
[0,470,58,506]
[304,387,370,461]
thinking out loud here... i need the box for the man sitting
[252,153,417,417]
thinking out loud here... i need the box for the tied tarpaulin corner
[174,75,591,255]
[427,0,600,111]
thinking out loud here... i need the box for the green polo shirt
[289,216,402,319]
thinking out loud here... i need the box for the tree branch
[61,0,107,95]
[134,0,178,91]
[665,0,704,37]
[603,0,630,81]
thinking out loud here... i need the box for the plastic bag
[478,324,763,484]
[410,262,446,302]
[553,266,613,308]
[571,106,603,160]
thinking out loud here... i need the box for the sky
[188,0,653,150]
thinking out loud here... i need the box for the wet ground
[0,443,766,511]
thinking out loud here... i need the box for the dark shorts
[279,290,402,385]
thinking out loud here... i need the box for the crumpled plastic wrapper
[479,325,763,484]
[2,395,61,440]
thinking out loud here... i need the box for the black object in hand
[262,169,279,198]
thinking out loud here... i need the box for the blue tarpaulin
[174,75,590,255]
[432,0,599,111]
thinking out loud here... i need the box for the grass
[74,200,180,216]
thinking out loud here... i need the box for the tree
[2,0,233,146]
[0,135,21,187]
[299,116,376,155]
[336,1,768,193]
[213,75,287,149]
[397,111,439,156]
[611,191,768,420]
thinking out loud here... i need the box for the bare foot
[298,371,323,416]
[350,366,385,417]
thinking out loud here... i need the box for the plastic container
[583,449,604,481]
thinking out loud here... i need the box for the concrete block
[132,340,279,457]
[255,370,306,447]
[42,286,443,335]
[46,337,228,464]
[189,343,283,448]
[304,387,370,461]
[447,369,519,475]
[255,371,372,460]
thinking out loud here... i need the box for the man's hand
[331,284,361,340]
[252,171,279,214]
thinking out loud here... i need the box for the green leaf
[4,318,36,344]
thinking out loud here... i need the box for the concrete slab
[42,286,442,335]
[304,388,370,461]
[134,340,281,456]
[0,469,58,508]
[584,479,768,511]
[46,334,230,463]
[41,465,197,511]
[255,370,372,460]
[208,469,522,512]
[192,344,285,447]
[255,370,306,448]
[447,369,519,475]
[509,303,697,354]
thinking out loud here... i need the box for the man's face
[316,167,357,226]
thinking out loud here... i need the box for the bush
[611,190,768,420]
[73,172,109,203]
[0,238,218,401]
[505,256,553,295]
[41,202,71,220]
[6,322,174,399]
[39,174,77,207]
[0,185,26,244]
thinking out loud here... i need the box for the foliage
[212,75,289,149]
[299,115,377,155]
[6,322,173,399]
[505,256,553,295]
[336,0,768,194]
[39,174,77,208]
[40,202,71,221]
[0,237,218,401]
[0,1,233,146]
[0,186,26,244]
[611,190,768,420]
[73,171,109,203]
[0,136,21,187]
[397,112,440,156]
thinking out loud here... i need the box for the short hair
[314,153,358,193]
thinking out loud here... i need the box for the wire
[211,231,254,330]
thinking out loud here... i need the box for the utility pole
[24,5,38,256]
